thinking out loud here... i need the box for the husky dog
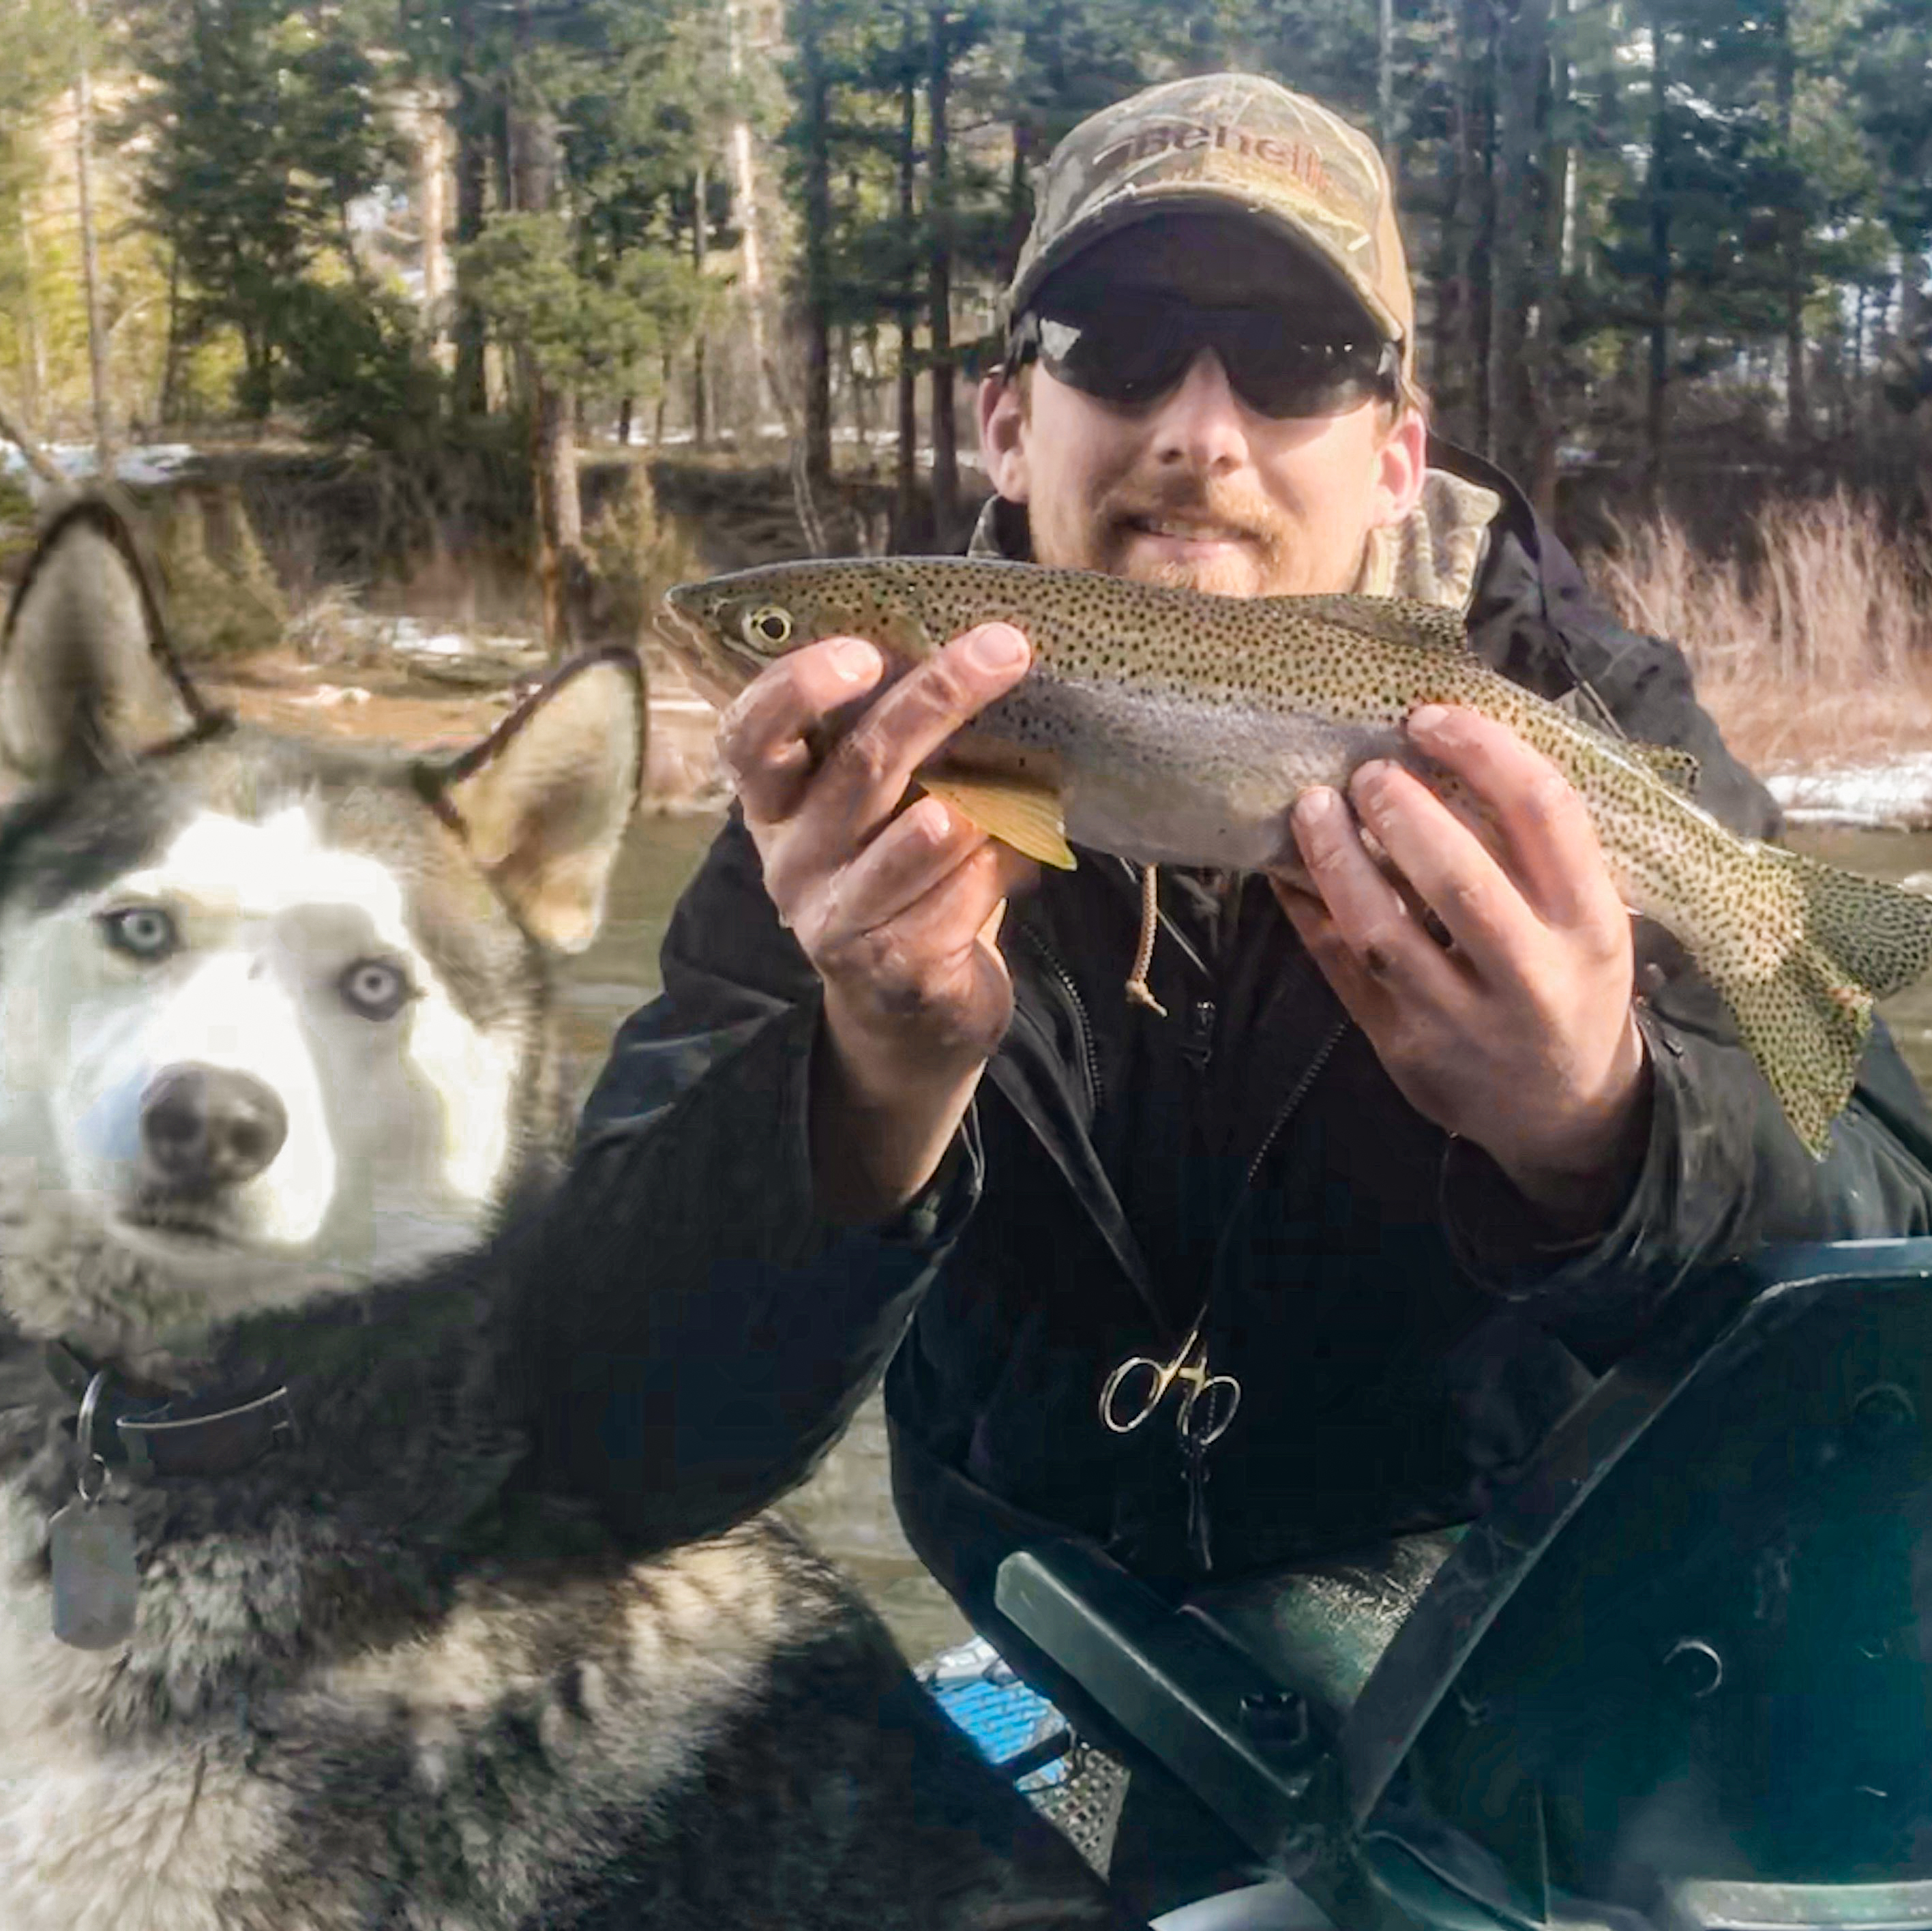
[0,503,1129,1931]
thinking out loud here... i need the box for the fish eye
[742,606,793,648]
[99,904,179,962]
[339,958,412,1021]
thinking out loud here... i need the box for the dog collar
[44,1342,297,1479]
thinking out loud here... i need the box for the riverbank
[196,646,728,806]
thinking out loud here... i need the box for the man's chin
[1114,534,1271,598]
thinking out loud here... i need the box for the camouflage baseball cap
[1007,73,1414,377]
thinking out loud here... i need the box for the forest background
[2,0,1931,775]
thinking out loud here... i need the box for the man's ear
[1369,408,1429,531]
[978,372,1030,503]
[433,650,644,954]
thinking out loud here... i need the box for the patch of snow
[1,441,200,492]
[1768,754,1932,829]
[288,685,373,709]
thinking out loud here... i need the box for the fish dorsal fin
[1626,739,1701,795]
[920,768,1077,870]
[1266,593,1470,654]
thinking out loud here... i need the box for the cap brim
[1008,186,1402,348]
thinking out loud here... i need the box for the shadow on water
[556,814,1932,1663]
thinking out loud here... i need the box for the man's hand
[1273,704,1651,1234]
[717,623,1038,1224]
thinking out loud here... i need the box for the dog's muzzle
[139,1064,288,1192]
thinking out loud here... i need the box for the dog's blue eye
[100,906,178,960]
[340,959,411,1020]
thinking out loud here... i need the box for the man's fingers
[814,623,1031,824]
[821,842,1024,1035]
[1406,707,1617,930]
[719,636,884,825]
[1286,786,1465,1001]
[744,623,1033,909]
[804,795,988,948]
[1346,758,1529,984]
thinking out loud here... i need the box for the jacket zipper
[1242,1017,1350,1190]
[1024,906,1350,1577]
[1015,923,1105,1117]
[1182,1014,1352,1574]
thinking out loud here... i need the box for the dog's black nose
[140,1065,288,1190]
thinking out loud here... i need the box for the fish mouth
[656,591,768,707]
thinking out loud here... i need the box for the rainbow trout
[662,555,1932,1156]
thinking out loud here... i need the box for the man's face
[979,218,1427,598]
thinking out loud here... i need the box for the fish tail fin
[1770,846,1932,998]
[1706,850,1932,1157]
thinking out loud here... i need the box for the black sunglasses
[1006,295,1401,421]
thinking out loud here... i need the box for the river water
[557,811,1932,1662]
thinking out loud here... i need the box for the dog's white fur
[0,801,519,1333]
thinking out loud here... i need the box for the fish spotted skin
[664,555,1932,1157]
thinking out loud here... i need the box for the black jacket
[571,447,1932,1637]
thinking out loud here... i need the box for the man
[569,68,1932,1891]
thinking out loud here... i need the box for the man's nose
[1148,351,1249,473]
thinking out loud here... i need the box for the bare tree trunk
[74,0,113,477]
[1378,0,1396,156]
[1491,0,1556,510]
[1644,0,1672,492]
[794,0,835,522]
[417,86,451,338]
[17,205,45,426]
[1773,0,1807,442]
[926,2,958,541]
[452,19,491,419]
[509,10,581,656]
[861,327,884,452]
[726,0,774,431]
[1529,0,1571,519]
[691,161,712,450]
[157,246,183,426]
[1442,0,1498,455]
[895,14,921,546]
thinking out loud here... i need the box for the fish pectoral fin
[920,769,1077,870]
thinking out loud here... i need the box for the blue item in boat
[919,1636,1072,1789]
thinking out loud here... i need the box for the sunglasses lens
[1218,316,1393,418]
[1028,303,1395,419]
[1036,308,1188,407]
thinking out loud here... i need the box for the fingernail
[1350,761,1391,803]
[1294,787,1339,830]
[1408,704,1452,736]
[921,797,951,840]
[964,623,1028,671]
[832,638,880,681]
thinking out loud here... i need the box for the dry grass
[1587,491,1932,772]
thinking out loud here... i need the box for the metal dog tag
[49,1493,138,1649]
[49,1366,138,1649]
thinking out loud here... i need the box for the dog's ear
[0,499,205,784]
[435,649,645,954]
